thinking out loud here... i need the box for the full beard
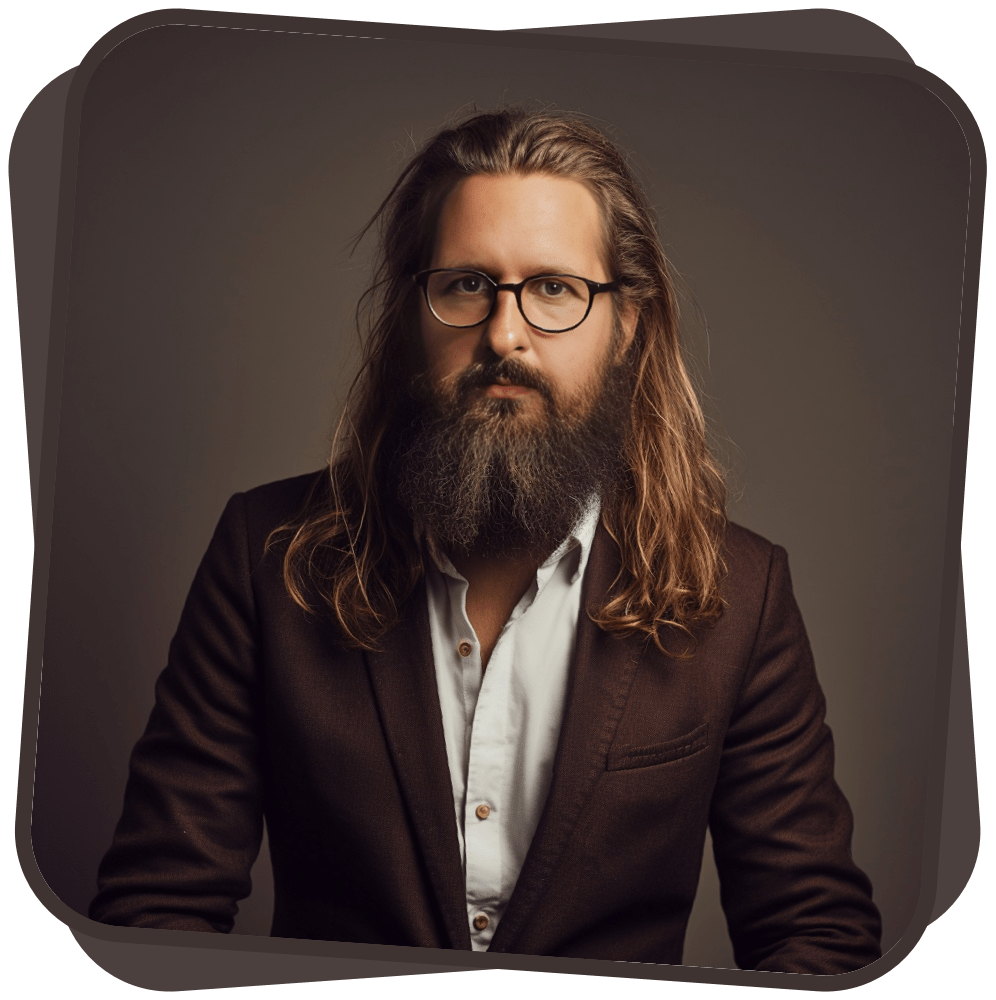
[393,346,633,560]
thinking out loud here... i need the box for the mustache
[451,357,556,406]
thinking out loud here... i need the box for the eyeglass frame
[412,268,621,334]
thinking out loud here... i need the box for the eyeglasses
[413,268,620,334]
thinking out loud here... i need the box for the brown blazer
[90,470,882,973]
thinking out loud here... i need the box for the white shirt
[425,501,601,951]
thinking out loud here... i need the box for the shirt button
[458,641,472,657]
[473,914,489,931]
[475,803,491,820]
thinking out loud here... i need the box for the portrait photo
[17,10,978,990]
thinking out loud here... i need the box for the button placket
[463,628,509,926]
[427,498,601,953]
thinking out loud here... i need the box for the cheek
[547,331,615,398]
[420,329,479,388]
[423,334,472,380]
[419,306,459,376]
[546,352,587,396]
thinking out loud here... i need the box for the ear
[615,301,639,362]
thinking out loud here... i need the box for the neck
[448,545,544,672]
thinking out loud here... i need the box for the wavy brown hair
[270,107,727,652]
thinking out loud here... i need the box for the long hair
[270,107,728,652]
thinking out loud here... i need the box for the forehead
[430,172,608,277]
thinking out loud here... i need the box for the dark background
[30,23,969,969]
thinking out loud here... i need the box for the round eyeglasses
[413,268,620,334]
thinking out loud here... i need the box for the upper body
[90,469,882,972]
[90,107,882,973]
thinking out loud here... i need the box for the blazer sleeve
[89,492,263,932]
[708,544,883,974]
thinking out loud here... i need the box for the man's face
[398,171,638,558]
[418,172,636,416]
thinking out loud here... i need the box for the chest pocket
[606,722,709,771]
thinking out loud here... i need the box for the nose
[481,288,531,358]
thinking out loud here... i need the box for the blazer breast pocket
[606,722,709,771]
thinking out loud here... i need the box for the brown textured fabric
[90,470,882,972]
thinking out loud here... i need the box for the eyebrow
[440,263,586,277]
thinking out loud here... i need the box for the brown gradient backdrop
[31,24,968,969]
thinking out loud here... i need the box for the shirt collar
[539,494,601,585]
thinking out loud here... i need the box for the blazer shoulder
[202,469,329,567]
[720,521,790,609]
[239,468,329,530]
[723,519,781,565]
[724,519,776,554]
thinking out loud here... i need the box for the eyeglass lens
[425,271,590,331]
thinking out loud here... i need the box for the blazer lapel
[364,580,472,950]
[488,524,643,952]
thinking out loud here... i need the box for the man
[90,108,882,974]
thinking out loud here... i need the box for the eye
[528,276,585,302]
[444,274,488,295]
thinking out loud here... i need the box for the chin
[482,393,548,420]
[485,396,526,417]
